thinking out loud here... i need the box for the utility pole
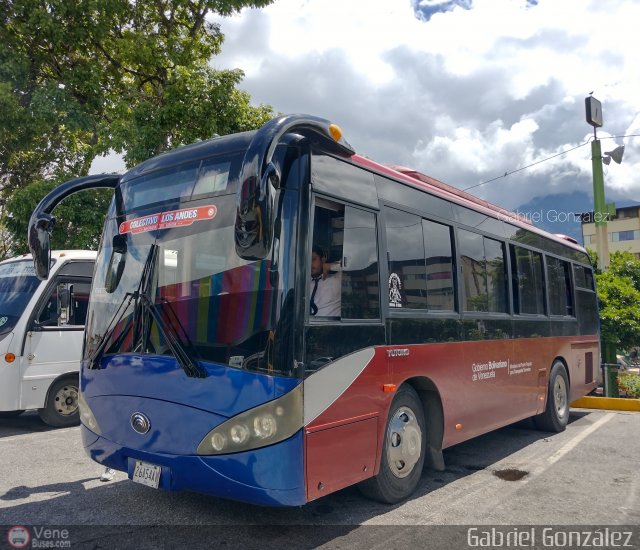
[585,95,610,271]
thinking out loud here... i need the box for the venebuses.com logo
[7,526,30,549]
[6,525,71,548]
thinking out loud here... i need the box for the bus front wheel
[534,361,570,433]
[358,385,426,504]
[38,376,80,428]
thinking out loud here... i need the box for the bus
[28,115,598,505]
[0,250,95,427]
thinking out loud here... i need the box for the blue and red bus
[29,115,599,506]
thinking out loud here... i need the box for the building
[580,203,640,259]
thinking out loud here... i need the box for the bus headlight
[230,424,250,444]
[254,413,277,439]
[197,384,303,455]
[78,391,101,435]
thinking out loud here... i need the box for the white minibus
[0,250,96,427]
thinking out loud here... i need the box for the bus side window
[385,207,426,309]
[311,201,345,318]
[459,230,508,313]
[547,256,574,316]
[510,245,545,315]
[341,206,380,319]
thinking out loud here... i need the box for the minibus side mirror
[58,285,71,325]
[59,288,70,309]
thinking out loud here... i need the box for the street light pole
[585,95,610,271]
[590,136,610,271]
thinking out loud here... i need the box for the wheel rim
[54,385,78,417]
[553,375,568,420]
[386,406,422,479]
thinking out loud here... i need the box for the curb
[571,396,640,412]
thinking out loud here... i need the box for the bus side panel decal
[303,347,375,426]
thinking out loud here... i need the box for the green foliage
[595,251,640,350]
[0,0,275,256]
[618,372,640,398]
[3,178,112,254]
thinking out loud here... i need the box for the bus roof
[121,131,256,183]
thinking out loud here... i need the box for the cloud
[92,0,640,211]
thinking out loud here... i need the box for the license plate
[132,460,161,489]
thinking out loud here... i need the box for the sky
[91,0,640,212]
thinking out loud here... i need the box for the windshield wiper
[134,244,206,379]
[137,293,206,378]
[88,244,206,378]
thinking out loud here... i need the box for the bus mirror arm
[236,114,355,260]
[28,174,120,280]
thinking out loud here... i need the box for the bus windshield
[0,260,44,335]
[85,153,287,376]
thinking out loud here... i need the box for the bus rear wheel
[534,361,570,433]
[38,376,80,428]
[358,385,426,504]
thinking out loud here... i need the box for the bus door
[304,197,385,500]
[20,276,91,410]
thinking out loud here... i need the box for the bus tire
[358,385,426,504]
[534,361,570,433]
[38,376,80,428]
[0,410,25,418]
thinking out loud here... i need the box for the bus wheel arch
[403,376,445,472]
[534,358,570,433]
[38,373,80,428]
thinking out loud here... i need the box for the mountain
[514,191,593,244]
[514,192,640,245]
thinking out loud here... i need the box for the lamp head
[604,145,625,165]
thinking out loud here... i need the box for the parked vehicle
[0,250,96,427]
[28,115,598,505]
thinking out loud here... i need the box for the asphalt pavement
[0,408,638,549]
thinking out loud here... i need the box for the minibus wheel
[534,361,570,433]
[38,376,80,428]
[358,385,426,504]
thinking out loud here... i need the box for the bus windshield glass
[85,153,286,376]
[0,260,45,335]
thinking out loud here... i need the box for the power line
[463,133,640,192]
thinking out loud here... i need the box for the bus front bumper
[81,425,307,507]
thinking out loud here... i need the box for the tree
[593,251,640,351]
[4,179,112,254]
[0,0,275,256]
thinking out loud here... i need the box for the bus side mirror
[105,234,127,293]
[235,163,277,261]
[28,173,120,280]
[28,213,55,280]
[235,114,355,261]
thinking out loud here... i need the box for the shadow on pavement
[0,411,67,439]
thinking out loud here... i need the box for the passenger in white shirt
[310,245,341,317]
